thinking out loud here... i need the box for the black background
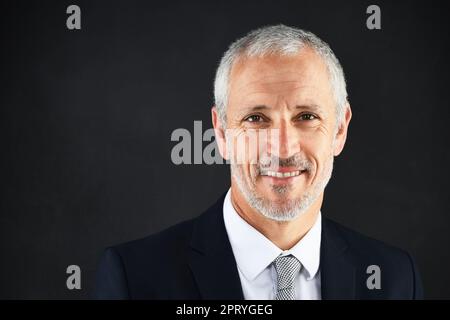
[1,0,449,299]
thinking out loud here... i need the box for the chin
[258,184,303,198]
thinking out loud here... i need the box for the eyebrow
[240,104,323,113]
[295,104,323,113]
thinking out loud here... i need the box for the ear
[211,106,229,160]
[333,103,352,156]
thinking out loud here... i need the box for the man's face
[213,48,350,221]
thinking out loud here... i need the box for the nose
[272,119,301,159]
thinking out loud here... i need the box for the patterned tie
[273,254,302,300]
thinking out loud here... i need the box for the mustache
[258,153,314,172]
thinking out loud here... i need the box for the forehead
[228,48,334,108]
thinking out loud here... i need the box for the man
[93,25,423,299]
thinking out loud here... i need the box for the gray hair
[213,24,348,127]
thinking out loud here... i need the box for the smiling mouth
[260,169,307,178]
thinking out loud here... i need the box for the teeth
[262,170,302,178]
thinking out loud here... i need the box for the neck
[230,184,322,250]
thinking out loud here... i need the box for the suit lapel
[320,218,357,299]
[188,194,244,300]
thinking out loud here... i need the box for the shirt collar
[223,188,321,281]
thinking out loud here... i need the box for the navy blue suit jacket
[93,194,423,299]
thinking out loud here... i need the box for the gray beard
[230,155,334,222]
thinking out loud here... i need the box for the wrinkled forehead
[227,48,334,107]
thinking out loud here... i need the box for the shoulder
[324,218,412,262]
[111,217,197,265]
[92,217,200,299]
[323,218,423,299]
[92,194,228,299]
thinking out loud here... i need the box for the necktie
[273,254,302,300]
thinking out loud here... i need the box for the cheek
[228,129,269,166]
[226,132,245,165]
[301,136,333,167]
[300,135,323,155]
[237,157,259,182]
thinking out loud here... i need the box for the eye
[244,114,265,122]
[298,113,318,121]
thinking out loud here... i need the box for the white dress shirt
[223,189,322,300]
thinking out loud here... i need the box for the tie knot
[274,254,302,291]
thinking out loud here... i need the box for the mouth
[259,169,307,179]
